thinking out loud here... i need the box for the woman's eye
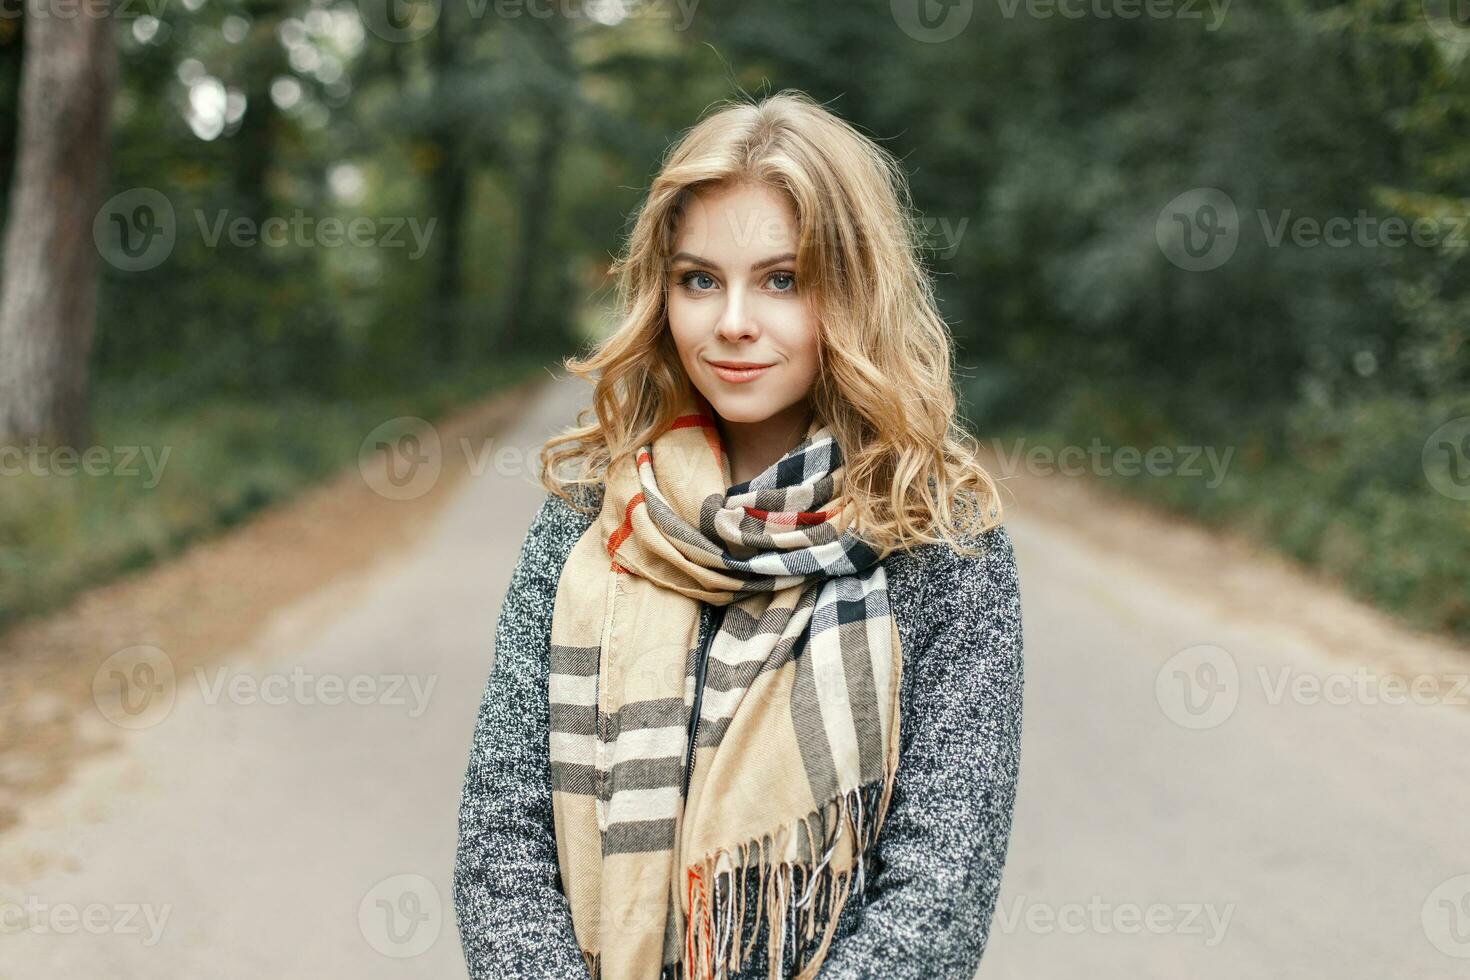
[768,271,796,292]
[680,271,717,292]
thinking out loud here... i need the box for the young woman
[454,90,1024,980]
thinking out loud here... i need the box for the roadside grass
[0,357,551,632]
[969,383,1470,643]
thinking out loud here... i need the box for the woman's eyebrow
[752,252,797,270]
[670,251,797,271]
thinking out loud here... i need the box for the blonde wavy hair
[538,89,1003,559]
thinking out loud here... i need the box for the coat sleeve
[453,493,592,979]
[816,523,1025,979]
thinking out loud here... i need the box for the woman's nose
[716,284,759,341]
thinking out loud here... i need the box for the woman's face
[665,180,820,427]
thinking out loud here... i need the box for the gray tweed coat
[453,484,1024,979]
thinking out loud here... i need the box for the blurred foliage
[0,0,1464,634]
[0,356,546,630]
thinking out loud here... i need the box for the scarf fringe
[677,777,894,980]
[580,776,895,980]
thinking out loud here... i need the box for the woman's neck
[715,400,815,487]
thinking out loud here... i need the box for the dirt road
[2,373,1468,978]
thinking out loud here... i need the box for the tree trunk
[500,17,573,355]
[429,157,467,365]
[427,5,466,366]
[500,101,566,355]
[0,5,116,446]
[227,0,286,392]
[0,16,26,230]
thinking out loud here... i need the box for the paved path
[980,513,1470,979]
[2,372,1468,978]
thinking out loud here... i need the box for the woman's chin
[705,401,777,426]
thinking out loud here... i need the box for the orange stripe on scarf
[606,491,645,573]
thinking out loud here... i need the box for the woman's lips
[708,362,773,384]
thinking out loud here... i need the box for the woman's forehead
[673,183,798,257]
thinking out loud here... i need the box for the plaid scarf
[548,392,904,980]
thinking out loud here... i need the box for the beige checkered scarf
[548,394,903,980]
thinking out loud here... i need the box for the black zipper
[682,602,727,799]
